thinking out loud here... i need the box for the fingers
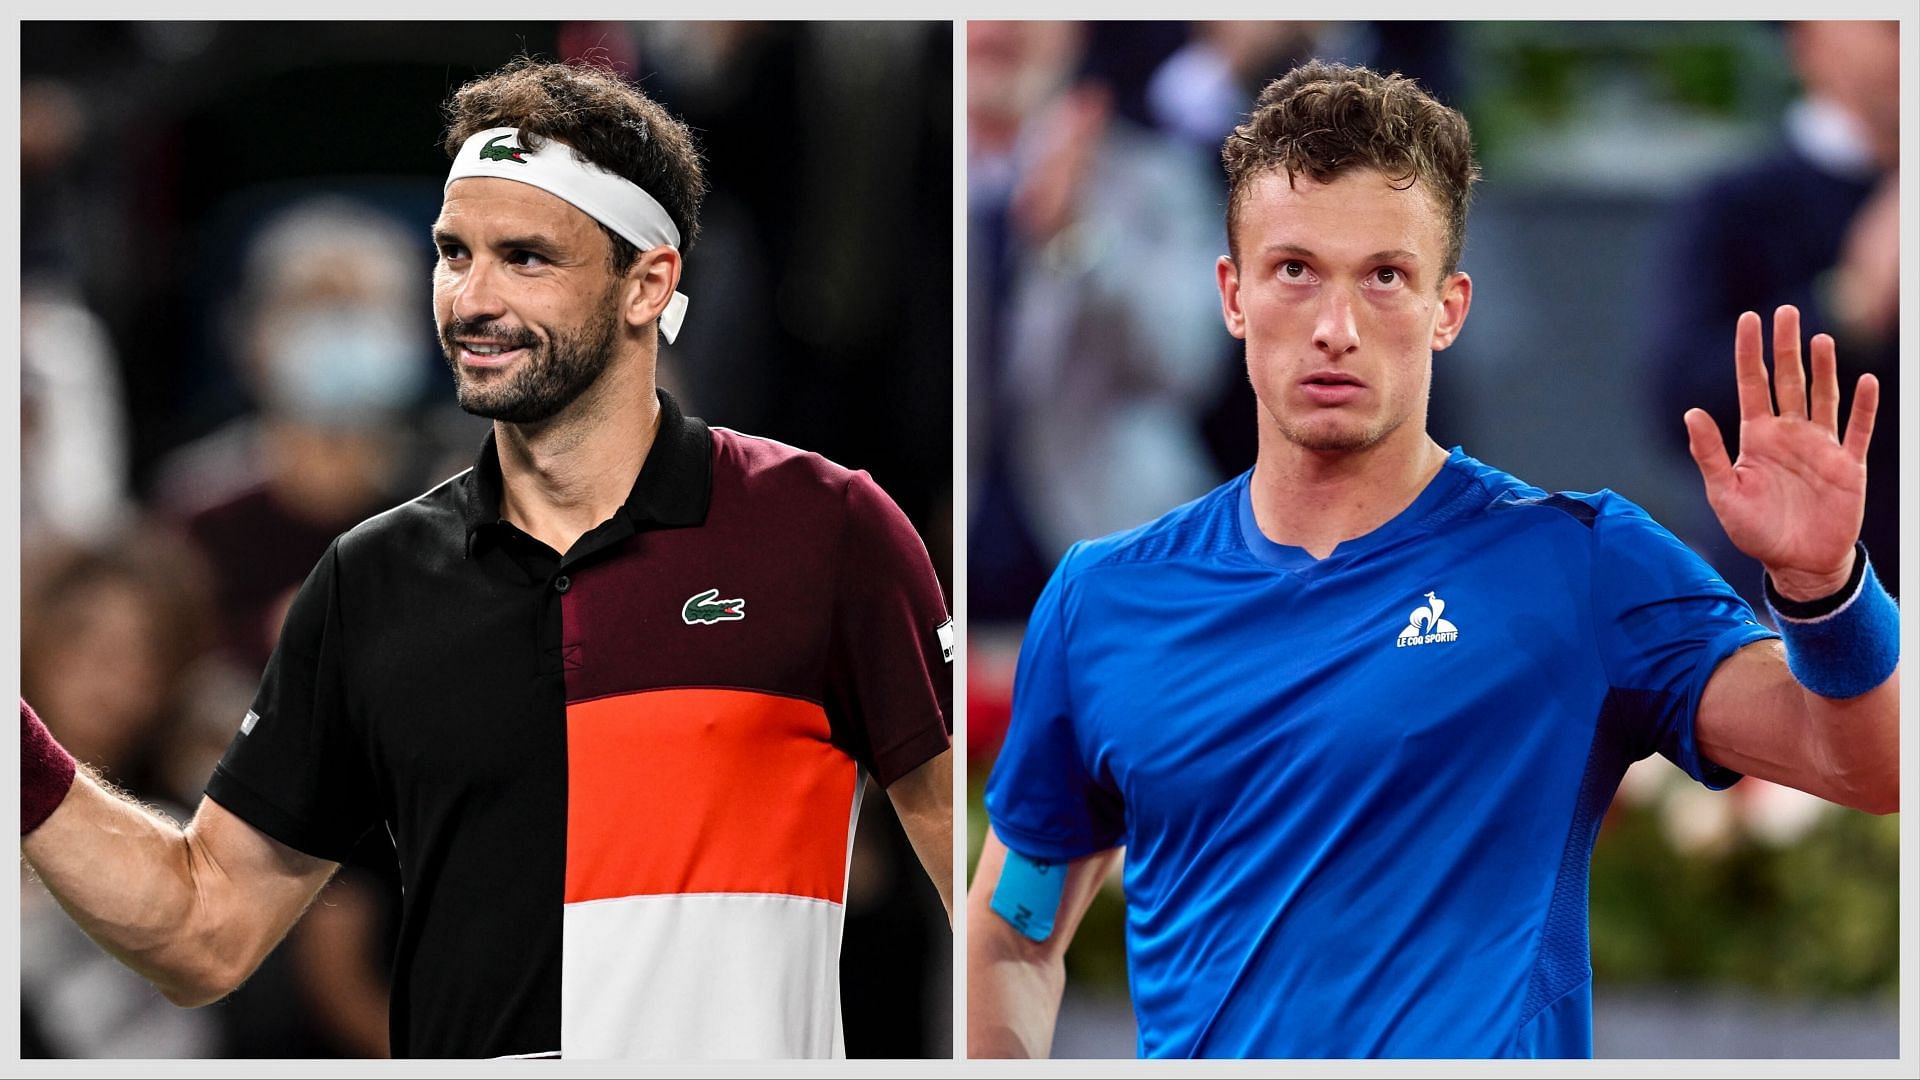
[1843,373,1880,463]
[1809,333,1839,435]
[1684,407,1734,492]
[1733,310,1770,421]
[1772,305,1807,419]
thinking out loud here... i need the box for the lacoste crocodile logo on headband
[478,134,529,163]
[682,588,745,625]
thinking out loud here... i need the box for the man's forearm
[1699,642,1900,815]
[908,814,955,924]
[1801,665,1900,815]
[1765,547,1901,814]
[967,923,1068,1058]
[966,832,1118,1056]
[24,773,241,1006]
[887,750,955,923]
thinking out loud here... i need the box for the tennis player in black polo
[21,58,954,1059]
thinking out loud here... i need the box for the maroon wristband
[22,698,78,835]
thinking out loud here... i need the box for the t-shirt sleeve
[1590,497,1779,789]
[825,471,953,789]
[205,539,380,862]
[983,545,1126,861]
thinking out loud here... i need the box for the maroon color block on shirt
[560,428,952,787]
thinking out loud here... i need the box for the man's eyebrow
[1261,244,1422,264]
[429,227,560,253]
[493,234,560,253]
[1264,243,1316,258]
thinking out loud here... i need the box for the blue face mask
[260,307,430,426]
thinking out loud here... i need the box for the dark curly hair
[442,56,707,274]
[1222,61,1479,279]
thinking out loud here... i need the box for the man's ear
[624,246,682,334]
[1430,271,1472,352]
[1217,254,1247,340]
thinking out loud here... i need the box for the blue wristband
[1765,544,1900,700]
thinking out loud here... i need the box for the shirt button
[554,576,571,594]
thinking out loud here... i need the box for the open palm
[1683,306,1880,601]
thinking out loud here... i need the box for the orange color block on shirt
[564,687,858,905]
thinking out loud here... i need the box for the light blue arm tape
[990,848,1066,943]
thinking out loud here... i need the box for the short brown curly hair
[442,56,707,273]
[1223,60,1479,279]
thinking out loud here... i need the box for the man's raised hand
[1683,305,1879,601]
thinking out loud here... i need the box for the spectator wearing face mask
[155,195,440,674]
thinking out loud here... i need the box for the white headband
[446,127,690,344]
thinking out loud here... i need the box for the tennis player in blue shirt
[968,60,1899,1059]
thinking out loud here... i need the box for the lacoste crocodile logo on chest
[682,588,745,625]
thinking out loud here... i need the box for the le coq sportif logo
[1396,590,1458,647]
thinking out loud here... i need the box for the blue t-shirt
[983,449,1776,1059]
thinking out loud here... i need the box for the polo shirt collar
[461,388,712,552]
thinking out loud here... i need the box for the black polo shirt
[207,390,952,1058]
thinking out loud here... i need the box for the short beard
[1267,399,1410,455]
[1276,414,1400,453]
[441,292,621,425]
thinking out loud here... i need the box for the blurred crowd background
[966,20,1900,1057]
[20,21,953,1059]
